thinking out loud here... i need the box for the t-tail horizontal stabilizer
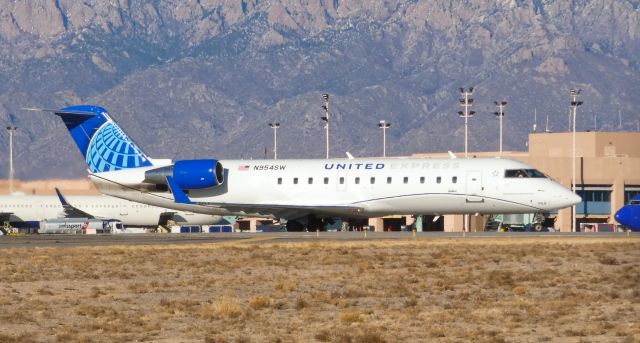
[166,176,193,204]
[24,105,153,173]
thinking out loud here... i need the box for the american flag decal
[238,165,250,171]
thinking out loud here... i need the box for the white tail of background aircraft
[38,105,580,230]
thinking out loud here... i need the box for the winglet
[54,187,94,218]
[166,176,193,204]
[54,187,69,207]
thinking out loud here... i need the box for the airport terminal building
[403,131,640,232]
[3,131,638,233]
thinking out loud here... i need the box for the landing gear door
[466,171,483,202]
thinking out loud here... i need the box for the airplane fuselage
[615,195,640,231]
[90,157,580,219]
[0,194,222,226]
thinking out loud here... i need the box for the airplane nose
[569,192,582,206]
[551,188,581,209]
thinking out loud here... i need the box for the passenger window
[293,177,298,185]
[420,177,425,184]
[370,177,375,184]
[277,177,282,185]
[436,177,441,184]
[355,177,360,185]
[339,177,344,185]
[387,177,392,184]
[324,177,329,185]
[308,177,313,184]
[452,176,457,183]
[403,177,408,184]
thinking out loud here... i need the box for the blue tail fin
[54,105,153,173]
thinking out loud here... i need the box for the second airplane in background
[0,188,222,229]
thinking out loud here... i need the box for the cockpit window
[505,169,547,178]
[526,169,546,178]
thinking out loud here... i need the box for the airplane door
[119,205,128,216]
[466,171,483,202]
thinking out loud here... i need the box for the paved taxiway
[0,231,634,248]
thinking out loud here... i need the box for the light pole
[570,89,583,233]
[268,122,280,160]
[458,87,475,158]
[458,87,474,233]
[6,126,17,194]
[321,93,330,159]
[378,120,391,157]
[494,101,507,157]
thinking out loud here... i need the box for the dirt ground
[0,237,638,343]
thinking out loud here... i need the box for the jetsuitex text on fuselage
[323,162,460,170]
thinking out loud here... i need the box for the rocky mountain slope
[0,0,639,179]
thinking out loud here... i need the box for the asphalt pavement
[0,231,635,248]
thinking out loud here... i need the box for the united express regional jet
[37,105,580,230]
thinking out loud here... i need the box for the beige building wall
[0,179,99,195]
[415,131,640,232]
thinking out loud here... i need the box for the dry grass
[0,237,638,342]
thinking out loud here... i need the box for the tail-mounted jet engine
[144,159,224,189]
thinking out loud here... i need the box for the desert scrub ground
[0,237,638,343]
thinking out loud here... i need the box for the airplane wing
[55,188,95,219]
[0,212,13,223]
[195,201,365,219]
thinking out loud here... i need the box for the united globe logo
[85,121,149,173]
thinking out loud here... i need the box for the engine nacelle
[144,159,224,189]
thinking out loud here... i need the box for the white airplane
[36,105,580,231]
[0,188,222,228]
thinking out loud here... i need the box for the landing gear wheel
[532,223,543,232]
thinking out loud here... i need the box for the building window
[436,177,441,184]
[324,177,329,185]
[355,177,360,185]
[293,177,298,185]
[452,176,457,183]
[624,190,640,204]
[387,177,392,184]
[403,177,408,184]
[308,177,313,184]
[277,177,282,185]
[576,190,611,215]
[370,177,375,184]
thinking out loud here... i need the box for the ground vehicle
[485,213,549,232]
[38,218,123,234]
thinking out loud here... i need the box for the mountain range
[0,0,639,180]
